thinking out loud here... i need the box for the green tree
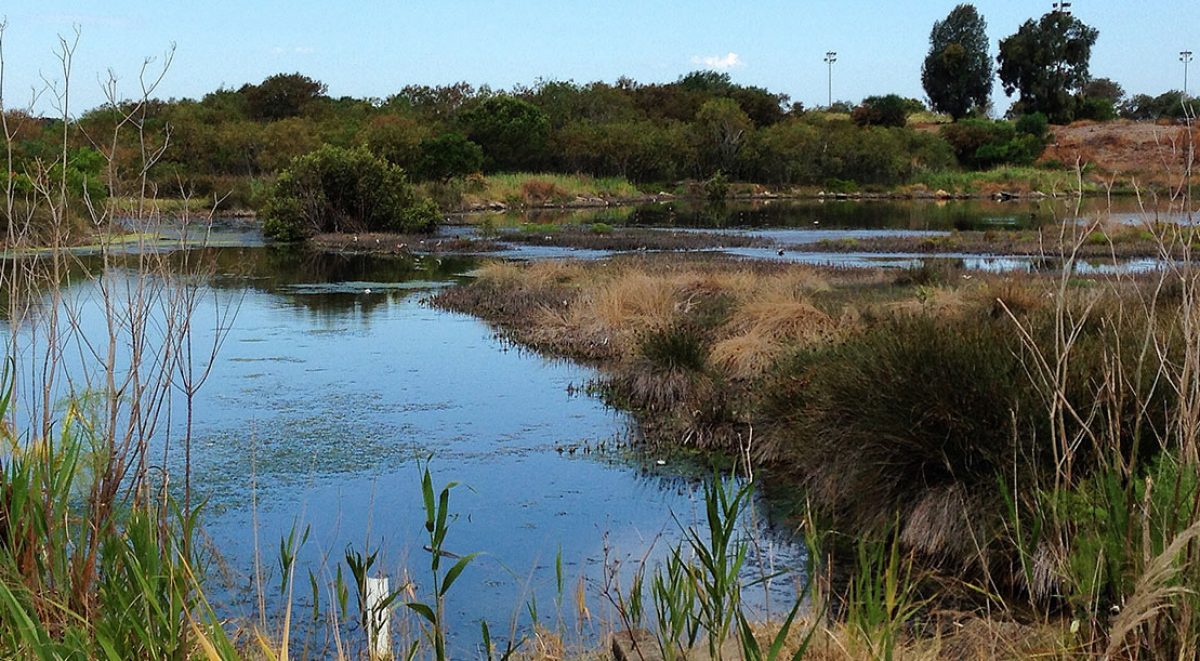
[851,95,913,127]
[362,115,430,170]
[997,12,1099,123]
[460,96,550,171]
[239,73,327,120]
[416,132,484,181]
[1119,91,1189,120]
[922,4,993,120]
[693,98,752,175]
[261,145,439,241]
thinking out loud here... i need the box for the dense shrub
[1076,96,1118,121]
[850,95,915,128]
[416,132,484,181]
[460,96,551,172]
[1120,91,1191,120]
[552,118,692,182]
[261,145,439,241]
[767,303,1174,549]
[238,73,327,120]
[740,117,953,186]
[941,118,1046,168]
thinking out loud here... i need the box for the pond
[475,196,1187,273]
[2,247,804,654]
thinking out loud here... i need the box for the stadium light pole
[824,51,837,108]
[1183,51,1194,99]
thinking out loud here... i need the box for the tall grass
[0,28,242,657]
[460,172,642,209]
[915,165,1090,195]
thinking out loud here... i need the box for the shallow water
[3,247,804,654]
[480,197,1191,272]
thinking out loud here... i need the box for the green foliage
[779,314,1038,527]
[1014,111,1050,141]
[639,324,707,372]
[741,117,954,186]
[941,118,1046,168]
[1077,96,1118,121]
[407,463,479,661]
[845,524,924,661]
[921,4,993,120]
[239,72,328,120]
[416,132,484,182]
[851,95,914,128]
[997,12,1100,122]
[363,114,429,171]
[553,118,692,182]
[704,171,730,203]
[0,372,233,658]
[461,96,551,172]
[1120,91,1191,120]
[261,145,439,241]
[693,98,753,175]
[1083,77,1125,104]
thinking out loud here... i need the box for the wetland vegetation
[2,3,1200,659]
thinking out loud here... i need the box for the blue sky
[1,1,1196,115]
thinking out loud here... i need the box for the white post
[365,576,392,660]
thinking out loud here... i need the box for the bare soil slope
[1043,120,1197,185]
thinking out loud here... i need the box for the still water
[5,247,803,653]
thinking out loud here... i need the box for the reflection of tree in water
[2,246,480,323]
[195,246,479,317]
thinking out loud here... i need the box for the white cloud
[690,52,744,71]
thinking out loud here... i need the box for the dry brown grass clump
[520,179,569,204]
[711,279,840,381]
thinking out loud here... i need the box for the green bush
[769,305,1172,540]
[941,118,1046,169]
[416,132,484,182]
[704,171,730,202]
[261,145,440,241]
[740,117,953,186]
[460,96,551,172]
[850,95,914,128]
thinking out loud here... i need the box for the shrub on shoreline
[261,145,440,241]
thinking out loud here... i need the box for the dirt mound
[1043,120,1196,183]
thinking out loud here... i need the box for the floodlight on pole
[1183,51,1194,98]
[824,51,838,108]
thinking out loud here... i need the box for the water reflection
[496,196,1178,232]
[0,246,804,651]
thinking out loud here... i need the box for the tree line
[1,3,1189,231]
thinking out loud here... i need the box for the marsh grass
[437,148,1200,654]
[462,173,642,209]
[916,165,1089,195]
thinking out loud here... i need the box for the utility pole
[1183,51,1194,99]
[824,51,837,108]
